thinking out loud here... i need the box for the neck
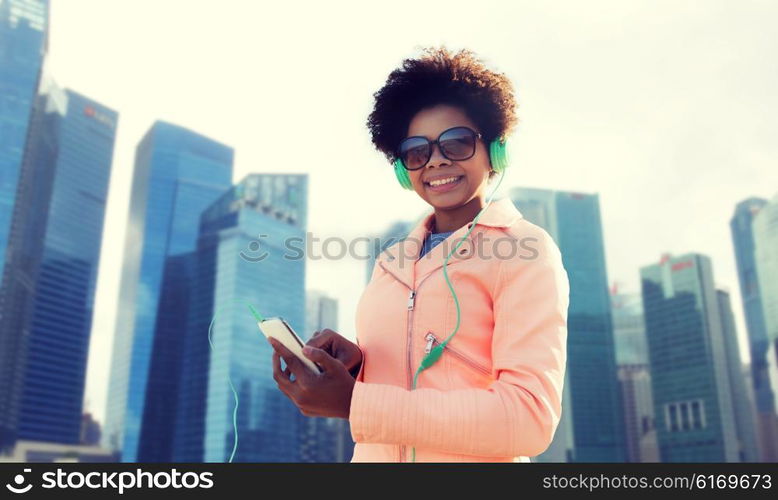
[432,196,486,233]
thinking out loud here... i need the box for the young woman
[269,46,570,462]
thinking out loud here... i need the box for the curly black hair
[367,46,518,178]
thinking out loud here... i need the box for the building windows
[664,399,706,432]
[690,400,701,429]
[680,401,690,430]
[667,404,678,432]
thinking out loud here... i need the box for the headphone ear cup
[489,138,510,174]
[393,159,414,190]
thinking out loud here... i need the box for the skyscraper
[103,122,233,462]
[610,287,658,462]
[0,0,48,453]
[751,193,778,461]
[172,173,308,462]
[511,187,625,462]
[640,253,739,462]
[730,197,778,461]
[0,73,117,451]
[716,289,760,462]
[135,251,197,462]
[0,0,47,280]
[510,188,626,462]
[753,194,778,339]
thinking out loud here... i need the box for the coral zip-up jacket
[348,197,570,462]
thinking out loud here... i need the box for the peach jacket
[348,197,571,462]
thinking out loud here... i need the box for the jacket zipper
[403,289,414,463]
[378,261,439,462]
[377,235,475,462]
[424,332,491,376]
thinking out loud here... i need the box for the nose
[425,142,451,168]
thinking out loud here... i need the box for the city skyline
[103,121,235,461]
[37,0,778,428]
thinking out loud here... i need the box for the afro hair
[367,46,518,176]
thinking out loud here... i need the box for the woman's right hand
[306,329,362,378]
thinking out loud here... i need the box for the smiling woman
[269,46,570,463]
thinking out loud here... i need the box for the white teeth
[428,176,460,187]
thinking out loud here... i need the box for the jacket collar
[376,197,523,289]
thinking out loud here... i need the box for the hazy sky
[46,0,777,424]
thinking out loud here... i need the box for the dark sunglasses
[396,126,483,171]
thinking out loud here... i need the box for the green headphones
[392,136,510,189]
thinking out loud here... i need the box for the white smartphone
[257,317,322,374]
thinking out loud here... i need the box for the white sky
[45,0,778,425]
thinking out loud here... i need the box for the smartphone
[257,317,322,374]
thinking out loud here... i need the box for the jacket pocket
[424,331,491,376]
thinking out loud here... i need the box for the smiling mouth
[424,175,464,187]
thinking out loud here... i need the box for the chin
[426,195,469,210]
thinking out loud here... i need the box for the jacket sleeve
[348,233,570,458]
[350,260,380,382]
[353,343,366,382]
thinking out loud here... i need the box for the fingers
[272,350,284,379]
[302,345,343,374]
[313,328,335,337]
[272,350,296,398]
[306,336,333,353]
[306,328,335,350]
[269,338,307,380]
[272,350,291,379]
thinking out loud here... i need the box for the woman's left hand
[269,338,356,419]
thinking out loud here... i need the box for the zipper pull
[424,332,436,354]
[407,290,416,310]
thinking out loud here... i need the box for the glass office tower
[731,198,771,410]
[753,194,778,364]
[135,251,197,462]
[0,0,47,280]
[103,122,233,462]
[0,73,117,450]
[751,194,778,461]
[732,196,778,462]
[716,289,761,462]
[0,0,48,453]
[172,174,308,462]
[511,187,625,462]
[640,253,739,462]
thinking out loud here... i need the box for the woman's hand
[269,338,356,419]
[306,329,363,379]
